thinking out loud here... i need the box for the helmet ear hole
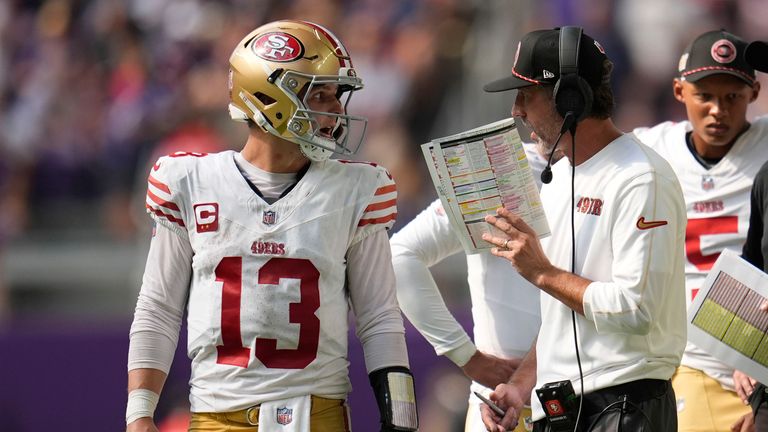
[253,92,282,122]
[254,92,276,106]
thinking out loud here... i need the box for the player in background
[737,157,768,431]
[125,20,418,432]
[632,30,768,432]
[737,36,768,430]
[391,142,549,432]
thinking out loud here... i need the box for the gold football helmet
[228,20,367,161]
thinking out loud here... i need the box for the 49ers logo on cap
[711,39,737,64]
[252,32,304,62]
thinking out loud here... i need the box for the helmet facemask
[281,70,367,161]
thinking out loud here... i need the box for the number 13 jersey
[142,150,398,412]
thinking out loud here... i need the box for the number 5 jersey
[129,150,407,412]
[634,116,768,390]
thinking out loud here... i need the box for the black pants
[532,379,676,432]
[751,383,768,432]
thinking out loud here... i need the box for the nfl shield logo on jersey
[263,210,277,225]
[701,175,715,191]
[276,407,293,425]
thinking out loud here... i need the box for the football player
[390,145,546,432]
[125,20,418,432]
[633,30,768,432]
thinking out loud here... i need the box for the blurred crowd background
[1,0,767,431]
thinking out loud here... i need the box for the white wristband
[126,389,160,425]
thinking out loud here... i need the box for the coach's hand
[483,208,553,285]
[734,369,758,404]
[462,351,521,389]
[480,383,526,432]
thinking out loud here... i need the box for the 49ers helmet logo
[252,32,304,62]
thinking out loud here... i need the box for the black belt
[750,382,768,413]
[586,379,670,404]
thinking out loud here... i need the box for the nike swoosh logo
[153,162,162,171]
[636,217,668,230]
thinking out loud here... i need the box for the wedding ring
[503,239,510,249]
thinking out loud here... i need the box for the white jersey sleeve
[391,199,475,366]
[392,142,547,367]
[344,162,408,372]
[348,229,409,373]
[350,163,397,245]
[144,155,190,237]
[582,165,687,334]
[129,157,195,373]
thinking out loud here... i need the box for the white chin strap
[231,98,334,162]
[299,141,332,162]
[228,103,249,122]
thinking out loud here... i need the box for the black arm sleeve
[369,366,418,432]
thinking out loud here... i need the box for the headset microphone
[540,111,575,184]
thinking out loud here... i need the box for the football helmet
[228,20,367,161]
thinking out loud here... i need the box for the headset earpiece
[553,26,593,122]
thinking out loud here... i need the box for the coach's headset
[554,26,593,124]
[540,26,594,185]
[541,27,657,432]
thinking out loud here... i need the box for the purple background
[0,315,469,431]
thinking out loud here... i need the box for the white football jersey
[391,143,545,429]
[634,116,768,388]
[144,150,397,412]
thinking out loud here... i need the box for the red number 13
[214,257,320,369]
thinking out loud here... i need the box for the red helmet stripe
[296,20,350,68]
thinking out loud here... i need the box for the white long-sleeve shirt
[533,133,687,420]
[391,143,545,430]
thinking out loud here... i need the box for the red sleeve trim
[146,189,180,211]
[364,198,396,212]
[148,175,171,194]
[375,184,396,195]
[358,212,397,227]
[146,205,186,227]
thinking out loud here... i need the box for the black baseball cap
[483,28,609,93]
[678,30,764,85]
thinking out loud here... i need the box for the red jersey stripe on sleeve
[146,204,186,227]
[358,212,397,227]
[148,175,171,194]
[146,189,180,211]
[364,198,396,212]
[375,184,396,195]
